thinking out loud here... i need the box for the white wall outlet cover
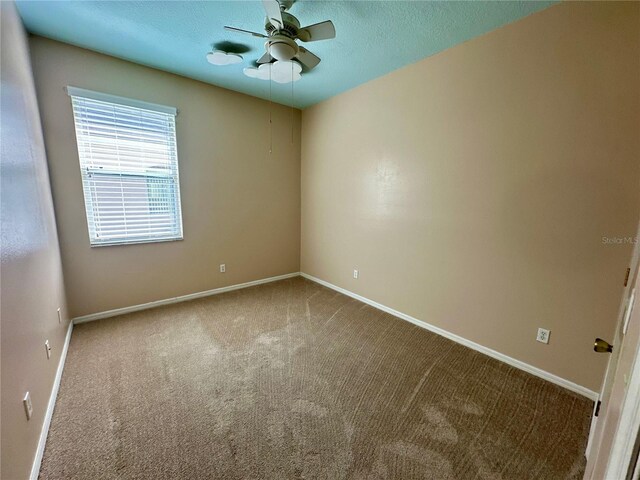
[220,264,226,273]
[353,269,359,279]
[45,340,51,359]
[536,328,550,344]
[23,392,33,420]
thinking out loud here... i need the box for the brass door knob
[594,338,613,353]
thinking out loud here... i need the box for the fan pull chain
[269,63,273,155]
[291,61,294,144]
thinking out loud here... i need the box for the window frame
[67,86,184,247]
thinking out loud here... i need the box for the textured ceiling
[16,1,554,109]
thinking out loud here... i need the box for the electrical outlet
[220,264,226,273]
[44,340,51,359]
[23,392,33,420]
[353,269,359,279]
[536,328,550,344]
[57,307,62,324]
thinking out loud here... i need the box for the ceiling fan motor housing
[265,11,300,37]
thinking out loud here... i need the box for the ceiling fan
[224,0,336,71]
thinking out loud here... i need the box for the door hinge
[625,268,631,287]
[595,400,602,417]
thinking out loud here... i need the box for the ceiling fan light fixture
[243,60,302,83]
[267,36,298,61]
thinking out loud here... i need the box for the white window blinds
[67,87,183,247]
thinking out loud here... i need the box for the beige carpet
[40,277,592,479]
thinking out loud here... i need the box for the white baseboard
[34,270,595,480]
[70,270,598,400]
[72,272,301,324]
[300,272,599,402]
[30,320,74,480]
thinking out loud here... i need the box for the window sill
[89,236,184,248]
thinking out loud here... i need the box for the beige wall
[30,37,301,318]
[301,1,640,392]
[0,3,70,479]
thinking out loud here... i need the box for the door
[584,222,640,479]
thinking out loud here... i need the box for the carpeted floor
[40,277,592,479]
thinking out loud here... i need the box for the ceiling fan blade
[296,46,321,70]
[262,0,284,29]
[224,26,267,38]
[298,20,336,42]
[257,51,273,64]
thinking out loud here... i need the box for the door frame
[604,285,640,479]
[585,222,640,478]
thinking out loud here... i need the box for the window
[67,87,183,246]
